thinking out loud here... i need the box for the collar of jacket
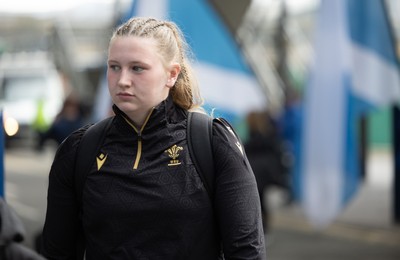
[111,94,186,135]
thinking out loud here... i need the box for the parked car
[0,52,65,147]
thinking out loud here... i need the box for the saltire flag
[297,0,400,228]
[93,0,266,126]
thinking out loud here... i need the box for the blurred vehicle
[0,51,65,147]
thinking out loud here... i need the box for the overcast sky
[0,0,133,29]
[0,0,126,14]
[1,0,318,16]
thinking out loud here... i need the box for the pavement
[265,148,400,260]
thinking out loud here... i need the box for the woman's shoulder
[53,124,92,160]
[211,118,246,157]
[212,118,240,143]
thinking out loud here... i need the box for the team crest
[165,144,183,166]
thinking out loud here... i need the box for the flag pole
[381,0,400,224]
[359,116,367,181]
[392,106,400,223]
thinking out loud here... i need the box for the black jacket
[41,96,266,260]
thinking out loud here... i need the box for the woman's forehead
[109,37,158,57]
[108,36,169,68]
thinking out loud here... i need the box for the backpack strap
[187,112,215,199]
[73,116,113,258]
[75,116,114,206]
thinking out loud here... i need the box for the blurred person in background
[41,17,266,259]
[32,98,51,144]
[36,93,85,151]
[277,88,303,203]
[244,110,290,235]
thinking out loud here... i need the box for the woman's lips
[117,92,135,100]
[117,92,134,97]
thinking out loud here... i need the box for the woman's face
[107,36,179,125]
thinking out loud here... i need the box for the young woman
[41,17,266,259]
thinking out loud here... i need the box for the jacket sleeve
[212,120,266,260]
[41,126,88,260]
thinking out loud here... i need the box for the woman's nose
[118,69,132,87]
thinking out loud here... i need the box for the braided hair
[111,17,203,111]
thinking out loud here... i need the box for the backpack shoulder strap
[73,116,113,259]
[187,112,215,199]
[75,116,113,205]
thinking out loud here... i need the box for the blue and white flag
[299,0,400,228]
[93,0,266,125]
[132,0,267,123]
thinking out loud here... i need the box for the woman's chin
[115,103,139,114]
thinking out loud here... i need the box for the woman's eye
[109,65,120,71]
[132,66,144,72]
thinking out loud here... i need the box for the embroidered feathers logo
[165,144,183,166]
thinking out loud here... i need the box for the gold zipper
[123,108,154,170]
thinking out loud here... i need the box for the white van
[0,52,65,147]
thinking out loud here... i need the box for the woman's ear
[166,62,181,88]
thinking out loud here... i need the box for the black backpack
[74,112,218,204]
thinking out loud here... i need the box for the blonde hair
[110,17,203,111]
